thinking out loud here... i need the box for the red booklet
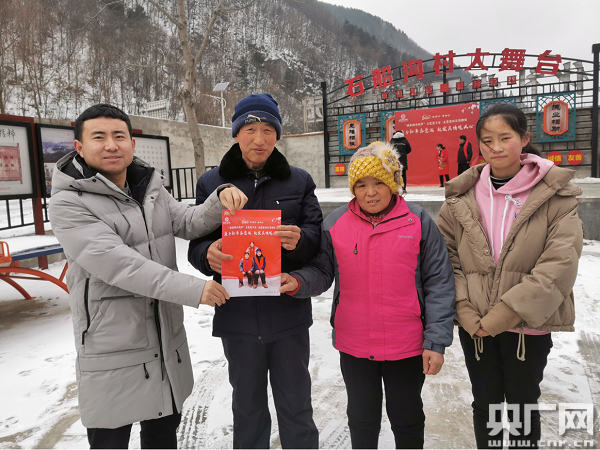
[221,210,282,297]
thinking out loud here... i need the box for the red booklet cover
[221,210,282,297]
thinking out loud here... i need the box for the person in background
[389,130,412,195]
[239,251,256,288]
[437,143,449,187]
[457,135,473,175]
[49,103,246,448]
[246,241,256,260]
[436,103,583,448]
[188,93,322,449]
[280,141,455,449]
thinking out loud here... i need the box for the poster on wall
[395,103,480,186]
[221,210,282,297]
[36,124,75,197]
[337,113,366,155]
[0,120,37,199]
[132,134,172,189]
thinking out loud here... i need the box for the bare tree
[145,0,258,178]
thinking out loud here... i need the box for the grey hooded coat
[49,152,226,429]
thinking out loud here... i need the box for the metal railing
[171,166,217,201]
[0,197,49,232]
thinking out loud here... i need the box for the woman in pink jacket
[280,142,455,449]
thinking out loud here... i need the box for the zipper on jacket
[176,349,182,363]
[354,243,357,254]
[143,363,149,379]
[81,278,91,345]
[130,196,166,381]
[154,300,166,380]
[139,203,153,258]
[129,197,164,378]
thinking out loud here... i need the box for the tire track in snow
[177,358,229,448]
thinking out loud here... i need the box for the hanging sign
[543,101,568,135]
[337,114,366,155]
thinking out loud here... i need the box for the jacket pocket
[83,287,149,355]
[270,195,301,223]
[82,278,91,345]
[169,303,184,335]
[416,290,426,329]
[330,291,340,329]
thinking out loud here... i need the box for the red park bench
[0,240,68,300]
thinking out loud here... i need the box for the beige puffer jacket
[436,164,583,339]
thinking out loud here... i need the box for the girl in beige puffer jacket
[436,103,583,449]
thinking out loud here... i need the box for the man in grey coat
[49,104,246,448]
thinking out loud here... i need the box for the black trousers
[401,168,407,190]
[339,352,425,449]
[457,162,471,176]
[439,174,449,186]
[87,396,181,449]
[459,328,553,449]
[222,330,318,449]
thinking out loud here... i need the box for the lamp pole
[220,90,225,128]
[212,82,230,128]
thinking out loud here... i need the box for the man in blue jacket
[188,93,322,449]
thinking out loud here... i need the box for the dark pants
[87,397,181,449]
[401,168,407,190]
[222,330,318,449]
[457,162,471,175]
[340,352,425,449]
[439,174,449,186]
[459,328,553,449]
[239,271,253,286]
[253,271,266,286]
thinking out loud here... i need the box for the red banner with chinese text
[395,103,480,186]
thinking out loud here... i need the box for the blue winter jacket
[188,144,323,343]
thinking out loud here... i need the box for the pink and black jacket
[291,195,455,360]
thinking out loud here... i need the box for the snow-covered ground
[0,238,599,448]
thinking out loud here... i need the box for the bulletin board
[0,120,38,199]
[36,124,75,197]
[132,134,172,190]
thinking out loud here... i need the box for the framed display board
[35,124,75,197]
[132,133,172,190]
[0,120,38,199]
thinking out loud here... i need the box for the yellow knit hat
[348,142,403,195]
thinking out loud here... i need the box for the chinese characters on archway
[344,48,563,100]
